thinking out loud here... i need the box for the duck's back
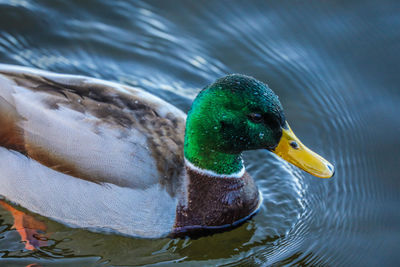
[0,64,186,237]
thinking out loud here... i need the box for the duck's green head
[184,74,334,178]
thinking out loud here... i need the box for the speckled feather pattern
[0,65,187,237]
[0,65,186,193]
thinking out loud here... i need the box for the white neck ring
[184,158,245,178]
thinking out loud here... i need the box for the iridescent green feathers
[184,74,286,175]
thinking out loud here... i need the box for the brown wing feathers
[0,71,185,192]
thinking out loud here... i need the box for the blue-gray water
[0,1,399,266]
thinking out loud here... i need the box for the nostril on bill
[290,141,299,149]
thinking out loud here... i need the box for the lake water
[0,0,399,266]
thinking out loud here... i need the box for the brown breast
[174,167,260,235]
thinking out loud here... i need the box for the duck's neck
[184,88,245,177]
[184,139,244,177]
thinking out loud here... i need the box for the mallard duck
[0,64,334,238]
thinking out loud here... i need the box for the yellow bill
[272,123,334,178]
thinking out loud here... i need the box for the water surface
[0,0,399,266]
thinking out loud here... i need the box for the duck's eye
[248,113,263,123]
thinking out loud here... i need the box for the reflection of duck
[0,200,47,250]
[0,65,333,238]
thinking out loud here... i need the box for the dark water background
[0,0,399,266]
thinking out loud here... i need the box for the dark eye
[248,113,263,123]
